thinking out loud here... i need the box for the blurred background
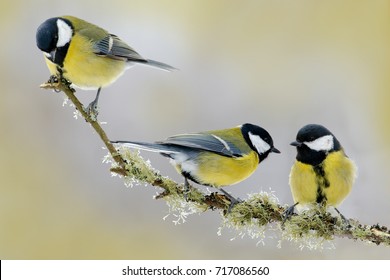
[1,0,389,259]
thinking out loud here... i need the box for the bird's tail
[143,59,177,71]
[111,140,177,155]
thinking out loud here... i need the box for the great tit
[286,124,357,220]
[112,123,280,207]
[36,16,175,117]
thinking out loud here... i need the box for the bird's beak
[271,147,281,153]
[290,141,302,147]
[47,49,57,62]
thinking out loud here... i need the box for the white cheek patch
[305,135,334,152]
[248,132,271,154]
[56,19,73,47]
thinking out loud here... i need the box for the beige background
[1,0,389,259]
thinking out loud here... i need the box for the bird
[111,123,280,209]
[285,124,357,221]
[36,15,175,118]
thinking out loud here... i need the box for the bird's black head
[241,123,280,162]
[36,17,73,66]
[36,17,59,53]
[291,124,341,165]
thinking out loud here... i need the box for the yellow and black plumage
[112,123,280,206]
[36,16,175,117]
[286,124,357,219]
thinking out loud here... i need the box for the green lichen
[44,77,390,250]
[104,147,390,249]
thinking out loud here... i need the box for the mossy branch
[40,77,390,248]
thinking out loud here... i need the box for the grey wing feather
[94,35,176,71]
[94,34,147,62]
[160,133,242,157]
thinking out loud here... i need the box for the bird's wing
[93,34,147,62]
[160,133,243,157]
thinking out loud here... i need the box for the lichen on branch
[40,77,390,248]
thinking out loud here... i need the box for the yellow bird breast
[45,34,127,89]
[289,151,357,207]
[179,151,260,188]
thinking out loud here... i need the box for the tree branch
[40,76,127,175]
[40,76,390,248]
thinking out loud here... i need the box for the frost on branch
[40,78,390,249]
[107,147,390,249]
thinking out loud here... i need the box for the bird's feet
[85,100,99,121]
[334,207,351,228]
[218,188,242,214]
[46,74,75,93]
[282,202,298,223]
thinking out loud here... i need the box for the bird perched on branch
[286,124,357,221]
[36,15,175,118]
[112,123,280,210]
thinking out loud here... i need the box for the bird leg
[183,178,190,201]
[334,207,350,227]
[85,87,101,121]
[283,202,299,222]
[218,188,242,213]
[53,67,75,93]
